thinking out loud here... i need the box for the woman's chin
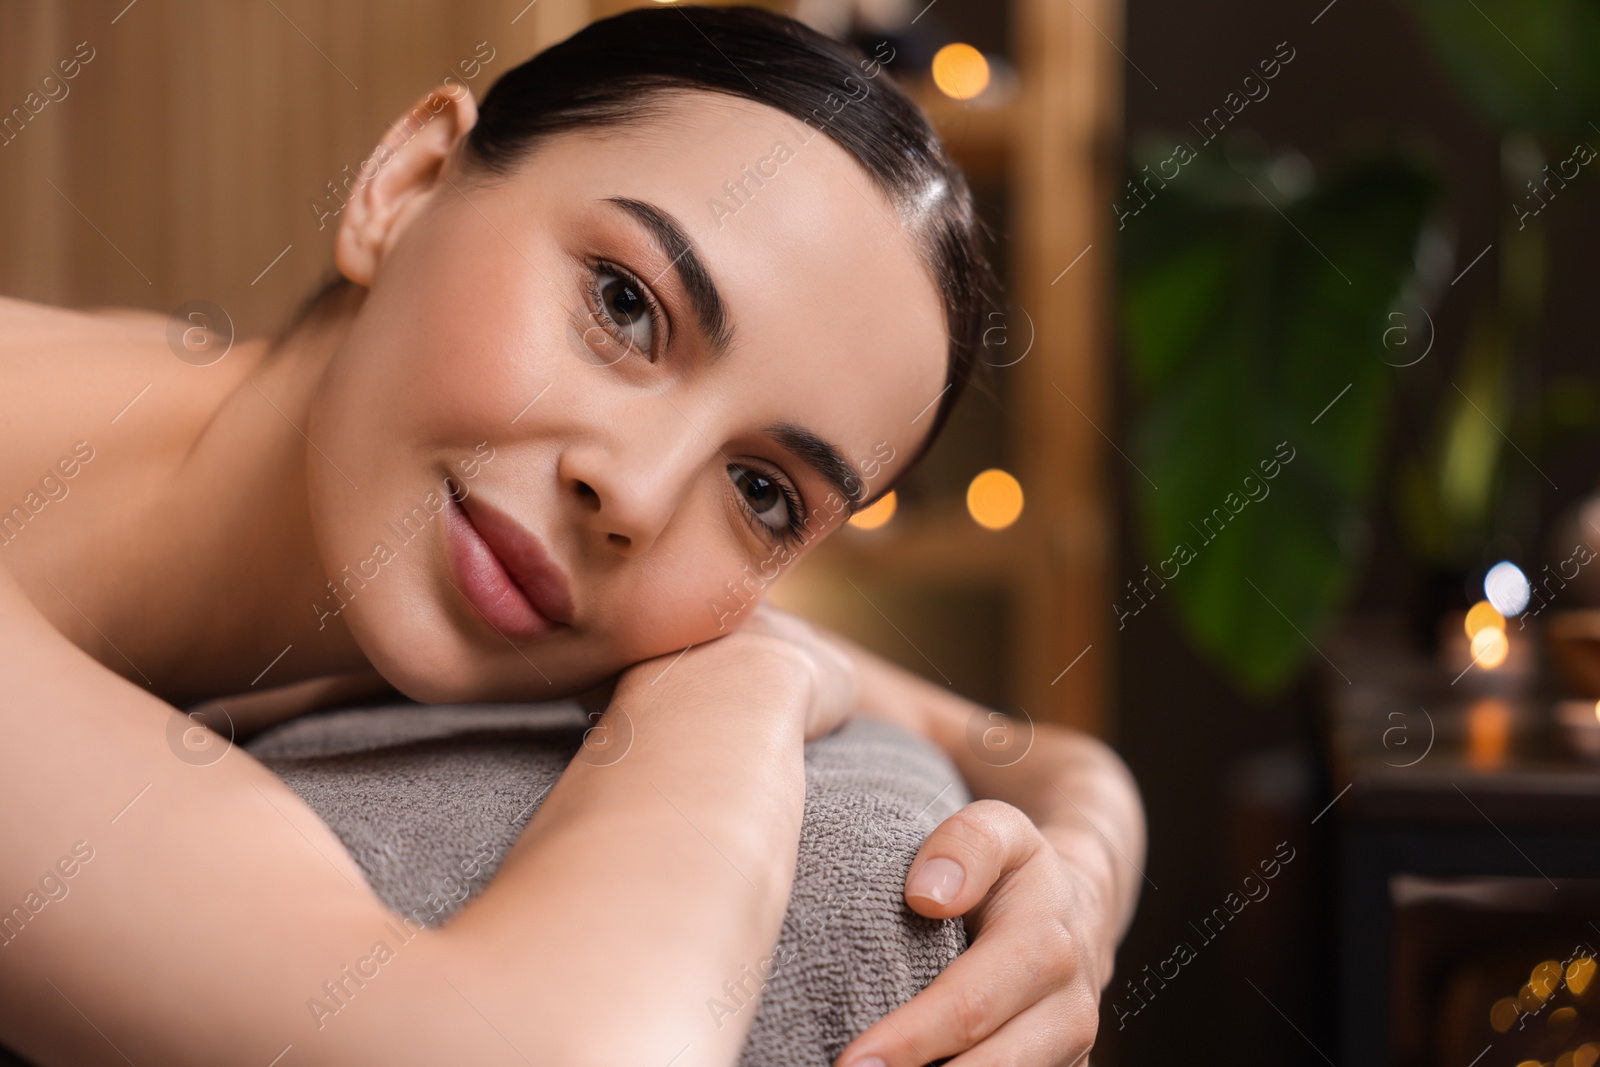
[331,591,479,703]
[343,600,607,705]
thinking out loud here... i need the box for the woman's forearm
[441,650,810,1064]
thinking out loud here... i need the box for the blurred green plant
[1395,0,1600,576]
[1407,0,1600,139]
[1119,1,1600,694]
[1119,144,1437,693]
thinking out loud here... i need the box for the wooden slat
[0,0,601,336]
[1009,0,1120,734]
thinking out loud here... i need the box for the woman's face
[307,90,947,703]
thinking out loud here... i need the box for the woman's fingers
[938,987,1099,1067]
[832,906,1072,1066]
[833,803,1085,1067]
[903,799,1045,921]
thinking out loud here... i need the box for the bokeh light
[967,469,1024,530]
[1568,957,1596,995]
[1470,626,1509,669]
[932,43,991,100]
[1464,600,1506,639]
[1467,698,1511,770]
[848,491,897,531]
[1489,995,1519,1032]
[1518,981,1546,1013]
[1485,560,1531,616]
[1531,960,1564,999]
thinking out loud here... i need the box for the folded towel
[245,703,971,1065]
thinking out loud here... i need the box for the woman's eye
[594,268,655,355]
[728,464,793,535]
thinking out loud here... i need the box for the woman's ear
[334,85,480,287]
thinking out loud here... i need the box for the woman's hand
[795,624,1141,1066]
[738,603,858,739]
[834,800,1112,1067]
[614,603,858,742]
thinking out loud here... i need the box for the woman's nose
[558,412,708,556]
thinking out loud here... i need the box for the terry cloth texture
[243,702,971,1065]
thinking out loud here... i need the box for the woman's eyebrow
[597,199,860,514]
[768,423,864,514]
[600,196,735,359]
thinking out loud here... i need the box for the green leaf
[1406,0,1600,138]
[1122,240,1231,392]
[1119,149,1438,695]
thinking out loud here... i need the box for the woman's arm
[181,669,402,740]
[828,631,1146,1067]
[0,564,818,1067]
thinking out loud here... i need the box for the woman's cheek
[620,550,759,658]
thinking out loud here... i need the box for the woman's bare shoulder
[0,296,169,443]
[0,294,177,384]
[0,555,97,665]
[0,297,258,513]
[0,293,165,338]
[0,293,72,330]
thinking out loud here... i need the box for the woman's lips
[444,493,574,640]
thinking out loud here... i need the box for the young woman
[0,6,1144,1066]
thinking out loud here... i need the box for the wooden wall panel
[0,0,594,336]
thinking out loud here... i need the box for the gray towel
[244,703,971,1065]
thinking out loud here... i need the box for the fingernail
[907,856,964,904]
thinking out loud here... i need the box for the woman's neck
[133,284,379,704]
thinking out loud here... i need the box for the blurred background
[6,0,1600,1062]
